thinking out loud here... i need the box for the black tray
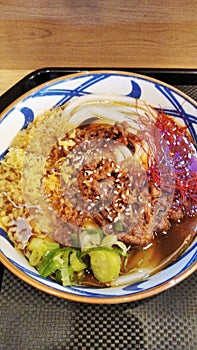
[0,67,197,114]
[0,68,197,350]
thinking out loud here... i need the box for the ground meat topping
[43,122,173,246]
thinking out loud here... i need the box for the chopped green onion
[60,250,73,286]
[114,221,124,232]
[28,238,60,267]
[79,227,103,251]
[71,233,79,247]
[114,241,128,256]
[70,250,87,272]
[101,234,117,247]
[101,234,128,256]
[38,248,62,277]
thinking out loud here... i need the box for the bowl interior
[0,71,197,303]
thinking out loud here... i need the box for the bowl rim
[1,69,197,118]
[0,251,196,304]
[0,69,197,304]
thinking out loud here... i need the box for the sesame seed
[85,170,93,176]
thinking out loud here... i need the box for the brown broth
[80,217,197,287]
[125,215,197,275]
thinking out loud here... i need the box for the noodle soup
[0,95,197,288]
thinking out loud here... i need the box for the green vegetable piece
[71,233,79,247]
[101,234,118,247]
[55,270,62,283]
[89,249,121,283]
[61,262,72,286]
[114,241,128,256]
[28,238,59,252]
[29,249,43,267]
[114,221,123,232]
[28,238,60,267]
[38,247,75,286]
[60,251,74,286]
[70,250,87,272]
[79,227,103,251]
[38,248,62,277]
[101,235,128,256]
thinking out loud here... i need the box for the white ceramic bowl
[0,70,196,304]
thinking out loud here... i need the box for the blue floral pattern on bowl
[0,71,196,303]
